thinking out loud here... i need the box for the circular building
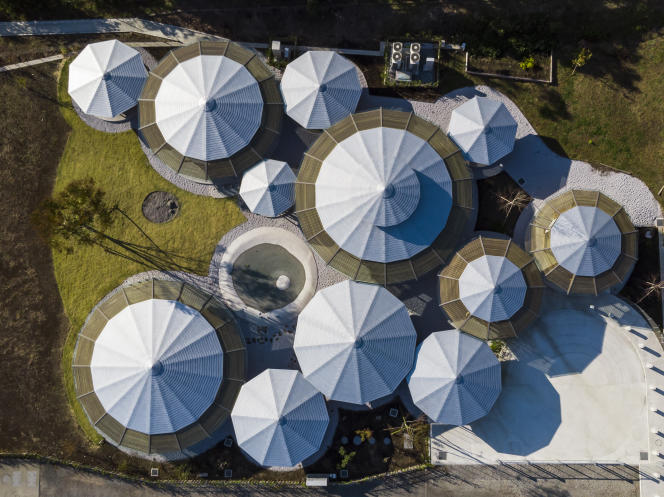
[280,51,362,129]
[447,96,517,166]
[139,40,282,184]
[294,280,417,405]
[526,190,638,295]
[231,369,329,467]
[295,109,475,285]
[439,236,544,340]
[68,40,147,119]
[407,330,501,426]
[239,159,295,217]
[72,279,246,460]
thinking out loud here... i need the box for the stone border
[218,227,318,325]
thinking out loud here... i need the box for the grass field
[54,60,245,443]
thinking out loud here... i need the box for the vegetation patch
[52,60,245,443]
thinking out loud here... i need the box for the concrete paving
[431,291,649,466]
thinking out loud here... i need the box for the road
[0,460,639,497]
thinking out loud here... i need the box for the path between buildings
[0,459,641,497]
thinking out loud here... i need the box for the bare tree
[496,189,530,219]
[638,274,664,303]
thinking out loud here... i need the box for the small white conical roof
[281,51,362,129]
[154,54,264,161]
[231,369,329,467]
[68,40,147,118]
[239,160,296,217]
[89,299,223,434]
[549,205,622,276]
[447,97,517,165]
[294,280,417,404]
[458,255,527,322]
[407,330,501,425]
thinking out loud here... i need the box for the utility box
[424,57,435,71]
[306,475,329,487]
[271,40,282,59]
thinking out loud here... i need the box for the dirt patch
[475,172,532,237]
[0,63,79,457]
[0,33,167,66]
[141,191,179,223]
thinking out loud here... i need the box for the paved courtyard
[432,291,649,465]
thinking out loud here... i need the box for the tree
[496,189,530,220]
[571,47,592,75]
[32,178,198,271]
[31,177,116,253]
[638,275,664,304]
[337,446,356,469]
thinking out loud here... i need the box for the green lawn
[441,37,664,204]
[55,61,245,443]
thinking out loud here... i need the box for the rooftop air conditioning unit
[392,51,403,66]
[410,42,421,53]
[409,52,421,66]
[392,41,403,53]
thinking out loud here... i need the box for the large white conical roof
[407,330,501,425]
[89,299,223,435]
[154,54,264,161]
[447,97,517,165]
[281,51,362,129]
[458,255,527,322]
[231,369,329,467]
[239,160,296,217]
[315,127,453,263]
[68,40,147,118]
[294,280,417,404]
[550,205,622,276]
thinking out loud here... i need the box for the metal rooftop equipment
[447,96,517,166]
[295,109,475,285]
[231,369,329,467]
[407,330,501,425]
[280,51,362,129]
[526,190,638,295]
[294,280,417,405]
[239,159,295,217]
[139,40,282,184]
[68,40,147,119]
[72,279,246,460]
[439,236,544,340]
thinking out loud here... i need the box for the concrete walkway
[0,54,63,72]
[0,18,221,43]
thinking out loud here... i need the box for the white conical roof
[447,97,517,165]
[231,369,329,467]
[458,255,527,322]
[315,127,453,263]
[550,205,622,276]
[239,160,296,217]
[294,280,417,404]
[154,54,263,161]
[407,330,501,425]
[89,299,223,434]
[68,40,147,118]
[281,51,362,129]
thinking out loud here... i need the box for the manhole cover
[142,191,180,223]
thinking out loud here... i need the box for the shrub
[519,56,535,71]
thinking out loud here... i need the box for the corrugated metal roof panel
[294,281,417,404]
[281,51,361,129]
[239,159,295,217]
[231,369,329,467]
[68,40,147,118]
[407,330,501,425]
[447,97,517,165]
